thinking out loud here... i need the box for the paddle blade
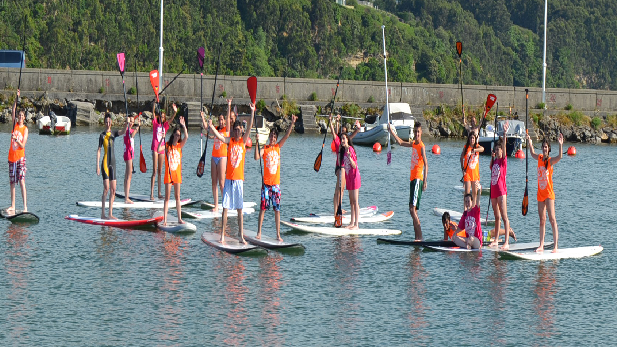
[486,94,497,113]
[139,145,147,173]
[198,47,205,69]
[387,150,392,165]
[314,151,323,172]
[522,184,529,216]
[456,41,462,57]
[196,159,205,178]
[117,53,125,74]
[334,205,343,228]
[149,70,160,102]
[247,76,257,104]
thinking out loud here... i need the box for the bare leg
[490,197,500,247]
[163,183,171,225]
[211,157,219,212]
[348,189,359,229]
[546,199,559,252]
[157,153,164,199]
[238,209,246,244]
[101,179,109,219]
[220,208,228,243]
[124,160,134,203]
[410,204,422,241]
[217,158,226,211]
[150,152,158,200]
[498,195,511,250]
[9,183,16,212]
[275,210,282,242]
[175,183,184,224]
[257,209,265,239]
[536,200,547,252]
[108,180,117,220]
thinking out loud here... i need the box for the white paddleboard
[157,221,197,233]
[454,185,490,196]
[77,198,192,209]
[281,220,401,236]
[499,246,603,260]
[290,211,394,224]
[182,207,256,219]
[114,193,161,202]
[201,231,267,254]
[243,230,304,249]
[201,201,257,210]
[433,208,495,225]
[66,213,163,227]
[424,242,551,253]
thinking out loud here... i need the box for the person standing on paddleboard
[206,98,233,213]
[388,122,428,241]
[453,193,482,249]
[204,103,254,244]
[150,103,178,201]
[341,132,361,230]
[97,113,127,220]
[254,115,296,241]
[461,132,484,207]
[123,114,140,204]
[7,90,29,214]
[489,122,512,250]
[162,116,188,226]
[329,115,359,216]
[527,133,563,253]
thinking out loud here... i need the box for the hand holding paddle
[314,68,342,172]
[197,42,222,178]
[522,89,529,216]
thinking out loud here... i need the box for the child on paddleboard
[97,113,128,219]
[150,103,177,200]
[205,103,254,244]
[453,193,482,249]
[442,212,466,241]
[341,132,361,229]
[254,115,296,241]
[7,90,29,213]
[388,122,428,241]
[123,114,140,204]
[162,116,188,226]
[527,133,563,253]
[461,131,484,207]
[489,122,512,250]
[206,98,233,213]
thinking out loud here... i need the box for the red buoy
[246,137,253,148]
[373,142,382,152]
[515,149,525,159]
[567,146,576,156]
[331,139,337,152]
[431,144,441,155]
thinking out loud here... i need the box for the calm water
[0,124,615,346]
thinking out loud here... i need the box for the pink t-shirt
[490,156,507,199]
[343,146,361,190]
[124,128,136,161]
[151,117,169,154]
[458,206,482,246]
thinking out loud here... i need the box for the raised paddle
[456,41,464,122]
[247,76,264,190]
[197,42,222,178]
[158,67,186,97]
[198,47,205,155]
[460,93,497,182]
[522,89,529,216]
[136,60,146,173]
[149,70,160,102]
[116,53,129,121]
[314,68,342,172]
[381,25,392,165]
[11,15,26,139]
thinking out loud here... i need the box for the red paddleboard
[65,213,163,227]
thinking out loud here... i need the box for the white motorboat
[36,112,72,135]
[478,119,525,156]
[37,115,53,135]
[353,103,414,146]
[54,116,71,135]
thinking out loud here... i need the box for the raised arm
[206,118,229,144]
[388,124,411,147]
[551,133,564,165]
[278,114,297,148]
[527,134,539,160]
[348,120,361,140]
[243,103,255,144]
[12,89,19,124]
[166,103,178,124]
[329,114,336,139]
[254,140,264,160]
[178,117,188,147]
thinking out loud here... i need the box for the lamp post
[158,0,164,91]
[542,0,547,106]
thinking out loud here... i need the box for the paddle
[334,111,344,228]
[456,41,464,122]
[136,60,146,173]
[149,70,160,102]
[247,76,264,188]
[197,42,222,178]
[314,67,342,172]
[158,67,186,96]
[522,89,529,216]
[198,47,205,155]
[485,102,498,227]
[116,53,129,121]
[11,15,26,139]
[460,93,497,182]
[381,25,391,165]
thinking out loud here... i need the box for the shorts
[101,164,116,181]
[8,158,26,184]
[223,179,244,210]
[261,184,281,211]
[409,179,423,209]
[212,157,222,165]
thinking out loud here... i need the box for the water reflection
[333,237,362,344]
[406,248,428,343]
[257,254,284,347]
[533,262,557,340]
[213,252,248,345]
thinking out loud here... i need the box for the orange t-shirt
[211,126,228,158]
[463,145,480,182]
[8,125,26,162]
[226,137,245,181]
[409,140,425,181]
[164,143,182,184]
[445,221,466,240]
[263,144,281,186]
[537,155,555,201]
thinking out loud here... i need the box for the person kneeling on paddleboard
[452,193,482,249]
[254,115,296,242]
[442,212,466,241]
[162,116,188,226]
[204,103,254,244]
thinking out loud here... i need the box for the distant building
[357,1,374,8]
[335,0,346,5]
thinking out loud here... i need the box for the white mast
[542,0,547,105]
[158,0,164,90]
[382,25,391,165]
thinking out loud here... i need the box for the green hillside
[0,0,615,89]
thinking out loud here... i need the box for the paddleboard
[499,246,603,260]
[290,210,394,224]
[201,201,257,210]
[433,208,495,224]
[114,193,160,202]
[454,185,490,196]
[65,213,163,227]
[76,198,192,209]
[243,229,304,250]
[281,220,401,236]
[157,221,197,233]
[201,231,267,254]
[423,242,552,253]
[182,207,256,219]
[377,238,457,247]
[0,209,40,223]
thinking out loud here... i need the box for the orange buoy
[246,137,253,148]
[373,142,382,152]
[515,149,525,159]
[331,139,337,152]
[431,144,441,155]
[567,146,576,156]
